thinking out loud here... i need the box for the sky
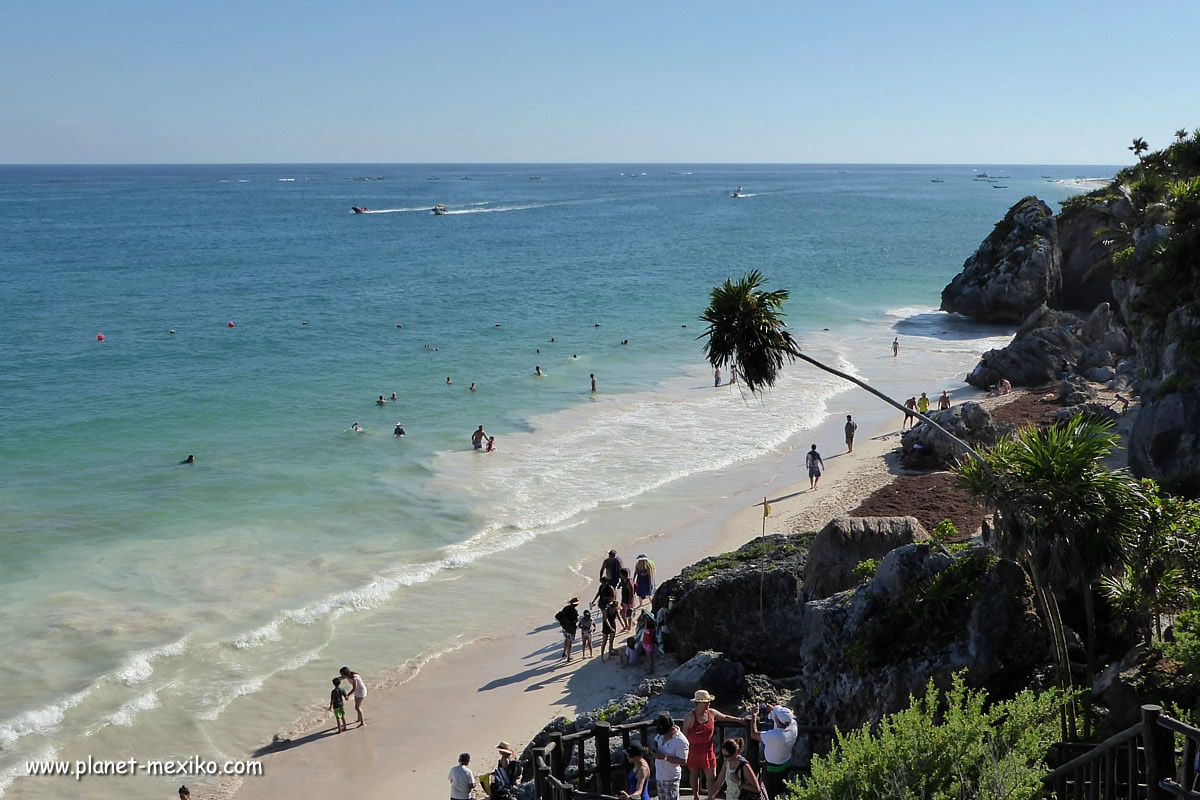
[2,1,1197,165]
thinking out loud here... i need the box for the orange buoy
[96,333,105,341]
[227,321,235,328]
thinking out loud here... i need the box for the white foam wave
[444,204,542,215]
[102,690,161,727]
[115,637,188,685]
[0,687,92,748]
[197,648,323,721]
[884,305,940,319]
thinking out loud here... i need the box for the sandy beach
[235,384,1025,800]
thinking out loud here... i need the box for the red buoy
[96,333,105,341]
[227,321,235,328]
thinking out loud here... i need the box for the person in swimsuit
[472,425,488,450]
[639,611,657,673]
[683,690,743,800]
[591,373,597,393]
[393,422,406,437]
[534,366,544,377]
[633,554,654,608]
[351,423,363,433]
[619,744,651,800]
[714,367,722,387]
[328,677,349,733]
[939,390,951,410]
[902,397,917,430]
[470,383,477,392]
[618,568,635,632]
[579,609,595,657]
[376,395,387,406]
[390,392,397,401]
[486,436,495,453]
[892,337,899,357]
[600,600,619,661]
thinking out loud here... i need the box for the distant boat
[974,172,990,180]
[992,185,1009,189]
[432,204,449,215]
[731,186,749,198]
[427,177,440,181]
[930,178,945,183]
[529,176,543,180]
[1041,175,1053,179]
[351,206,368,214]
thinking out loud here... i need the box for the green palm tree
[1129,137,1149,159]
[956,416,1145,739]
[1176,129,1190,142]
[699,272,987,465]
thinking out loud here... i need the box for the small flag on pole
[763,500,771,518]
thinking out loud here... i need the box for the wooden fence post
[1141,705,1171,800]
[550,732,566,783]
[595,720,613,796]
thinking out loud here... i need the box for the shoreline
[235,383,1027,799]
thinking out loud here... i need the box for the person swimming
[376,395,387,406]
[446,377,452,385]
[471,425,488,449]
[180,454,195,464]
[486,436,495,453]
[393,423,406,436]
[535,366,544,377]
[469,382,477,392]
[390,392,397,401]
[352,423,363,433]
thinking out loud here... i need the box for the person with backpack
[555,598,580,663]
[488,741,522,799]
[707,737,763,800]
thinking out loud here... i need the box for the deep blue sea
[0,163,1111,797]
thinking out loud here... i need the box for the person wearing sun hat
[633,553,655,609]
[682,690,744,800]
[487,741,522,799]
[749,703,799,799]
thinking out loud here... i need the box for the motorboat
[432,204,449,215]
[930,179,944,183]
[730,186,749,198]
[351,206,368,214]
[992,185,1009,189]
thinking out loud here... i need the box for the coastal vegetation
[788,674,1063,800]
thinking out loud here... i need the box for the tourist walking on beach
[600,601,619,661]
[714,367,722,387]
[449,753,478,800]
[618,568,635,631]
[708,738,763,800]
[902,397,917,430]
[939,390,951,410]
[591,373,597,393]
[620,744,651,800]
[338,667,367,727]
[633,554,655,608]
[555,597,580,663]
[683,690,744,800]
[652,713,690,800]
[328,677,349,733]
[472,425,488,450]
[749,704,798,799]
[805,444,825,490]
[590,575,616,611]
[600,549,623,585]
[918,392,930,415]
[892,337,899,357]
[844,414,857,454]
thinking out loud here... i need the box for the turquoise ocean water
[0,164,1109,797]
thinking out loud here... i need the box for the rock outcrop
[900,402,1015,468]
[1057,199,1128,310]
[941,197,1061,322]
[803,516,929,599]
[967,304,1086,388]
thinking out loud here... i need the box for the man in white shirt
[750,705,798,800]
[449,752,477,800]
[651,713,689,800]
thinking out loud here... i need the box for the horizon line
[0,161,1127,168]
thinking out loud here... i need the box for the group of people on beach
[555,549,660,670]
[900,390,952,430]
[325,666,367,733]
[449,742,524,800]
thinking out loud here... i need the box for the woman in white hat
[749,704,798,799]
[683,690,744,800]
[633,554,655,609]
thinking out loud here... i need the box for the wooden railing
[1045,705,1200,799]
[530,717,834,800]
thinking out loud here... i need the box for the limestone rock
[1059,374,1097,404]
[1078,343,1114,371]
[900,402,1015,468]
[662,652,745,702]
[968,325,1084,388]
[1049,402,1120,425]
[941,197,1061,322]
[1082,366,1116,383]
[1057,202,1126,310]
[803,516,930,599]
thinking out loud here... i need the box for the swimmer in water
[572,354,578,359]
[393,423,406,437]
[352,423,363,433]
[446,377,452,385]
[471,425,488,450]
[535,366,544,377]
[591,373,597,393]
[180,454,195,465]
[486,436,495,453]
[390,392,397,401]
[550,337,555,343]
[376,395,387,406]
[470,383,477,392]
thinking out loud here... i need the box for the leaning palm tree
[957,415,1145,739]
[1129,137,1149,159]
[700,271,987,465]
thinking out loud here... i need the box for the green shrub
[1162,593,1200,676]
[931,519,959,543]
[683,537,805,581]
[786,674,1063,800]
[852,559,880,582]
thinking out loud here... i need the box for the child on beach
[639,611,657,673]
[619,636,639,667]
[600,602,619,661]
[618,568,635,632]
[579,610,595,657]
[328,677,349,733]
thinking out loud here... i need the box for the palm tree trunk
[1028,556,1076,739]
[1084,586,1097,741]
[793,353,991,471]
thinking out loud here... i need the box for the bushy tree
[786,674,1062,800]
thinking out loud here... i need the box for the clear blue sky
[3,1,1197,164]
